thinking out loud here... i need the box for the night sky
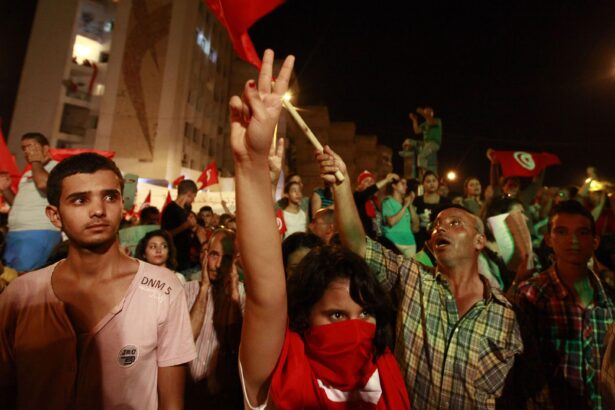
[3,1,614,191]
[250,0,615,189]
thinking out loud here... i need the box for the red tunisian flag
[12,147,116,193]
[49,148,115,161]
[275,207,286,236]
[204,0,284,67]
[491,150,560,178]
[161,190,173,219]
[139,190,152,211]
[172,175,185,188]
[197,161,219,189]
[0,128,20,192]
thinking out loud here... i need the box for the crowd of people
[1,49,615,409]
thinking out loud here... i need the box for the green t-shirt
[381,197,416,246]
[421,118,442,146]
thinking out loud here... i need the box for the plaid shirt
[513,266,615,409]
[365,238,523,409]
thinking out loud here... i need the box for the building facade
[9,0,244,182]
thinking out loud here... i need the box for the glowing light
[446,171,457,181]
[283,92,292,102]
[72,35,102,64]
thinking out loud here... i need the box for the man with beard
[0,153,196,409]
[161,179,199,271]
[183,228,245,409]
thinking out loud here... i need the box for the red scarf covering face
[269,320,411,410]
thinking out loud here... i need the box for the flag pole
[282,100,345,182]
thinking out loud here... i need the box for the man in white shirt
[0,133,61,272]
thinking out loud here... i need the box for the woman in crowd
[381,178,419,258]
[413,171,451,250]
[281,181,307,239]
[462,176,483,216]
[231,50,410,409]
[134,229,186,283]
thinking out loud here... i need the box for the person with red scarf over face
[230,50,410,410]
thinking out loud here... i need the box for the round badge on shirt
[117,345,139,367]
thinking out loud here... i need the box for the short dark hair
[282,232,324,273]
[219,213,233,227]
[21,132,49,146]
[284,181,301,194]
[47,153,124,207]
[134,230,177,270]
[199,205,213,214]
[422,170,438,184]
[139,206,160,225]
[177,179,198,195]
[287,245,393,359]
[548,199,596,236]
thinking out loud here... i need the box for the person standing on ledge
[409,106,442,178]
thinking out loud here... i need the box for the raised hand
[0,173,11,191]
[229,50,295,165]
[316,145,348,185]
[269,137,285,186]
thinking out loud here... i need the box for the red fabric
[365,197,380,219]
[49,148,115,161]
[491,150,560,177]
[276,207,287,235]
[172,175,185,188]
[269,321,411,410]
[139,191,152,212]
[161,191,172,221]
[204,0,284,67]
[0,128,20,192]
[18,148,116,193]
[197,161,219,189]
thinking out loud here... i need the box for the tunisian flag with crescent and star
[204,0,284,67]
[197,161,219,189]
[491,150,560,178]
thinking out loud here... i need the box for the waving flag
[204,0,284,67]
[139,190,152,211]
[491,150,560,177]
[197,161,219,189]
[0,128,20,192]
[172,175,185,188]
[276,207,286,236]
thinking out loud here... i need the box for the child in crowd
[230,49,410,409]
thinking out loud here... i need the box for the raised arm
[409,113,422,135]
[0,173,15,205]
[316,146,366,257]
[231,50,294,406]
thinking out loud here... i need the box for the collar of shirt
[431,266,510,307]
[547,265,614,308]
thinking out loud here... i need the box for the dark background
[3,0,615,190]
[251,0,615,189]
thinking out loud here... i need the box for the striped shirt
[365,238,523,409]
[513,266,615,409]
[183,280,245,384]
